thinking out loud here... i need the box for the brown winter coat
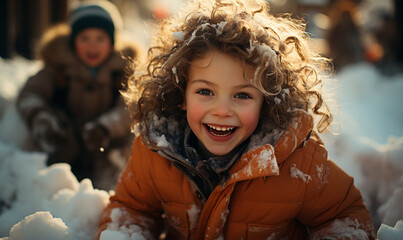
[17,24,138,139]
[97,113,375,239]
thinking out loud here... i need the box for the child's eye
[97,36,107,42]
[196,89,213,96]
[79,36,89,42]
[235,92,252,99]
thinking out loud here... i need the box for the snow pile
[330,63,403,144]
[99,208,150,240]
[0,57,40,106]
[0,57,40,148]
[377,220,403,240]
[99,230,136,240]
[0,142,110,240]
[8,211,72,240]
[324,63,403,233]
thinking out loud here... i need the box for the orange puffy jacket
[97,114,375,239]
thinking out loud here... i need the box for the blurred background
[0,0,403,234]
[0,0,402,74]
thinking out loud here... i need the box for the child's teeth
[208,125,234,131]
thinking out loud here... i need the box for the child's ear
[181,101,187,110]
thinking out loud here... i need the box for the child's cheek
[240,106,261,133]
[186,102,205,129]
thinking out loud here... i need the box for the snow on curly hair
[123,0,334,141]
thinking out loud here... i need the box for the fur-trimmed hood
[37,24,140,68]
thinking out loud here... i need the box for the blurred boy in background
[17,0,140,189]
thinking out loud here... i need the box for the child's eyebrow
[190,79,259,91]
[189,79,215,86]
[234,84,259,91]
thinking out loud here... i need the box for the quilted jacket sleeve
[297,140,376,240]
[17,67,55,127]
[96,137,164,239]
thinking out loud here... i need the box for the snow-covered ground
[324,63,403,239]
[0,56,402,239]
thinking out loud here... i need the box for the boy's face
[74,28,112,67]
[183,49,264,156]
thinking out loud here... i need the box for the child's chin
[206,146,233,156]
[84,60,101,67]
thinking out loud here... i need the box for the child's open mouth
[205,124,236,137]
[87,53,100,60]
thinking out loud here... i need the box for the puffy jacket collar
[140,113,280,163]
[142,112,313,181]
[227,113,314,183]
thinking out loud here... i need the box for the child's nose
[211,98,233,117]
[88,41,97,48]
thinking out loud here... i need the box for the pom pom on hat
[69,1,123,46]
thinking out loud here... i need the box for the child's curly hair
[123,0,333,138]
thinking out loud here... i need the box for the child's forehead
[192,49,248,66]
[189,49,257,82]
[76,27,109,36]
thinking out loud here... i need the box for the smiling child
[96,0,375,239]
[17,0,140,188]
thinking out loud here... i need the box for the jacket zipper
[158,150,215,201]
[158,149,232,239]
